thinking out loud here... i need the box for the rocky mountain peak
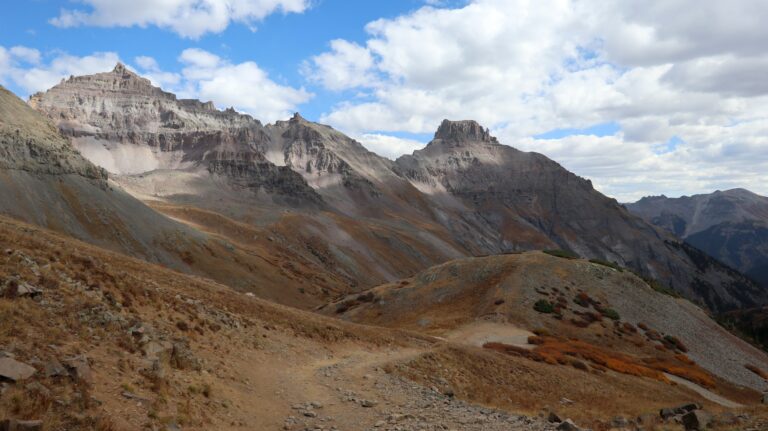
[112,62,128,74]
[434,119,497,144]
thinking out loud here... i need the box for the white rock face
[30,63,324,207]
[0,83,207,270]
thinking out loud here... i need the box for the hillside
[323,252,768,398]
[1,215,767,430]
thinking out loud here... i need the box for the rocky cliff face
[0,84,197,263]
[394,120,766,311]
[629,190,768,289]
[1,87,105,179]
[29,63,323,207]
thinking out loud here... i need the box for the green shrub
[600,308,621,320]
[644,277,681,298]
[543,249,580,259]
[534,299,555,314]
[589,259,623,272]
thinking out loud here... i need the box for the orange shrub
[484,336,717,389]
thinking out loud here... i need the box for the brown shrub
[646,329,662,341]
[662,335,688,353]
[484,335,717,389]
[621,322,638,334]
[570,359,589,371]
[745,364,768,380]
[573,292,593,308]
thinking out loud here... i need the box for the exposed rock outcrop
[29,64,322,207]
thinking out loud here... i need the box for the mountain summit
[433,119,497,143]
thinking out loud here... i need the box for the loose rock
[63,355,93,385]
[682,410,710,431]
[0,358,36,382]
[556,419,582,431]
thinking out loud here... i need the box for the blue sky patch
[534,122,621,140]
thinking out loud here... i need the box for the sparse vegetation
[533,299,555,314]
[662,335,689,353]
[643,276,681,298]
[588,259,623,272]
[600,308,621,321]
[543,249,580,259]
[485,335,716,388]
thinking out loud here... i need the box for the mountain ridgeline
[24,63,766,312]
[629,189,768,289]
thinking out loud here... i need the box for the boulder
[0,358,36,382]
[142,340,172,362]
[682,410,710,431]
[16,283,42,299]
[0,278,41,300]
[0,419,43,431]
[44,359,67,378]
[63,355,93,385]
[675,403,701,414]
[659,408,676,420]
[548,412,563,423]
[170,339,201,371]
[556,419,582,431]
[610,416,629,428]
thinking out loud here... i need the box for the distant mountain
[28,65,766,311]
[628,189,768,288]
[393,120,765,311]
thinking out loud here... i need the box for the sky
[2,0,768,202]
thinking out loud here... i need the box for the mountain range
[1,64,768,429]
[24,63,764,312]
[629,189,768,289]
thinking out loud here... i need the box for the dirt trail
[665,373,745,409]
[445,321,535,349]
[274,342,556,431]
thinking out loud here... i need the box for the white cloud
[1,46,310,125]
[356,133,426,160]
[177,48,312,123]
[304,40,375,91]
[50,0,310,39]
[135,55,159,71]
[0,46,119,96]
[134,55,181,88]
[303,0,768,200]
[9,46,41,65]
[179,48,222,69]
